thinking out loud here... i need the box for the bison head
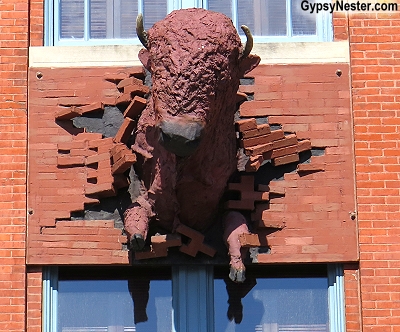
[137,9,260,157]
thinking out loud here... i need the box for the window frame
[45,0,332,46]
[42,264,345,332]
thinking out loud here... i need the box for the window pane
[238,0,286,36]
[292,0,317,35]
[120,0,138,38]
[90,0,108,39]
[58,278,173,332]
[60,0,84,39]
[143,0,168,30]
[90,0,137,39]
[208,0,232,19]
[214,277,328,331]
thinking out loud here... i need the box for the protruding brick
[245,142,274,156]
[241,124,271,139]
[236,118,257,132]
[85,183,116,197]
[265,145,298,159]
[123,84,150,96]
[297,163,325,173]
[176,224,216,257]
[273,153,299,166]
[297,139,312,152]
[117,76,145,89]
[123,96,147,119]
[77,101,104,115]
[113,117,136,144]
[111,154,136,174]
[55,107,81,120]
[239,233,261,247]
[272,134,298,149]
[57,155,85,167]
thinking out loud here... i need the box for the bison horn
[136,14,149,49]
[240,25,253,59]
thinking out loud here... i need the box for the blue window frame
[42,264,344,332]
[45,0,332,46]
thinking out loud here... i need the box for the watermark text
[301,0,398,14]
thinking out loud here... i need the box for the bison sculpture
[124,8,260,282]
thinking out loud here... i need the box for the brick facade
[1,4,400,332]
[0,0,28,330]
[350,10,400,331]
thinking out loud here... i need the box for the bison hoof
[129,234,146,251]
[229,266,246,283]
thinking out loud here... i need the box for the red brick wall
[0,0,28,330]
[350,10,400,332]
[27,267,42,332]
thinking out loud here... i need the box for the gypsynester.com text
[301,0,398,14]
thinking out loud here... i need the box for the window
[43,264,345,332]
[45,0,332,46]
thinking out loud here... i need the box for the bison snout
[159,120,203,157]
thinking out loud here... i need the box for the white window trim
[45,0,332,46]
[42,264,345,332]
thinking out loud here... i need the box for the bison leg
[124,196,153,251]
[223,211,251,283]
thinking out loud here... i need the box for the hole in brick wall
[36,72,43,79]
[336,69,342,77]
[58,149,70,154]
[240,77,255,85]
[311,147,326,156]
[256,117,269,125]
[87,177,97,184]
[270,124,282,131]
[246,92,254,101]
[70,211,85,219]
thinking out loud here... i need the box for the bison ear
[138,49,151,71]
[239,54,261,76]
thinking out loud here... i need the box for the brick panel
[238,64,357,263]
[27,66,145,265]
[350,10,400,332]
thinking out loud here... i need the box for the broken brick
[123,96,147,119]
[113,117,136,144]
